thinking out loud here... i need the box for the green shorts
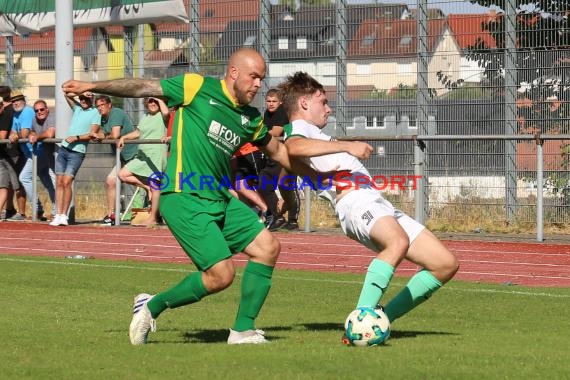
[159,192,265,271]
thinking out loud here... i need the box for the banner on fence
[0,0,188,35]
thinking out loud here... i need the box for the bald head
[225,48,266,106]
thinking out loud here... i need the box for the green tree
[0,68,29,90]
[440,1,570,132]
[366,84,437,100]
[454,1,570,193]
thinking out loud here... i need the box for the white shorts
[335,189,425,252]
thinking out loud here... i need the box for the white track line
[2,231,570,284]
[2,256,569,298]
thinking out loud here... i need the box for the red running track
[1,222,569,287]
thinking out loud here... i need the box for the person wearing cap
[7,89,37,220]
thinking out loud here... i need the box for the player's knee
[266,235,281,261]
[387,235,410,259]
[246,229,281,265]
[438,251,460,283]
[257,232,281,264]
[203,263,235,292]
[106,176,116,187]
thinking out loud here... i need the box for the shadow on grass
[140,323,457,344]
[180,325,293,344]
[389,330,458,340]
[297,322,458,341]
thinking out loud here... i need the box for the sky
[356,0,496,15]
[271,1,497,15]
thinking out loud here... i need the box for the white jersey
[284,119,375,205]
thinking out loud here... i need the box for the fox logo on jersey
[207,120,241,153]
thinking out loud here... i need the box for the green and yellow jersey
[160,73,268,200]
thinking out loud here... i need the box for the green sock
[147,271,209,319]
[384,270,442,323]
[356,259,394,308]
[233,261,274,332]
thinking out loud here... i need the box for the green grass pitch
[2,255,569,379]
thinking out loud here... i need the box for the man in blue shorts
[50,93,100,226]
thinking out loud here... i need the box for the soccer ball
[344,307,390,346]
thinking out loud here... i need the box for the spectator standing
[117,97,169,226]
[91,95,138,225]
[28,99,57,219]
[50,93,101,226]
[7,90,39,220]
[0,95,21,221]
[0,86,23,220]
[260,89,300,231]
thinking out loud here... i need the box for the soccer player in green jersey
[63,48,307,345]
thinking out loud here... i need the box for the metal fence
[2,0,570,237]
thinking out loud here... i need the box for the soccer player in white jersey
[280,72,459,340]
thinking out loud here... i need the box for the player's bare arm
[62,78,164,98]
[262,137,334,184]
[285,136,373,160]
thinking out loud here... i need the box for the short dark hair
[95,95,111,104]
[277,72,325,116]
[0,85,11,101]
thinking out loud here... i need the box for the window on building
[296,37,307,50]
[278,37,289,50]
[39,85,55,99]
[365,116,386,129]
[39,55,55,71]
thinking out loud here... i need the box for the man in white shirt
[281,72,459,339]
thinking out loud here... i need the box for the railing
[2,134,569,242]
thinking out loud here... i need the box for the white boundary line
[2,256,569,298]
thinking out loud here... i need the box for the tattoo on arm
[93,79,163,98]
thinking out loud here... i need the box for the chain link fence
[2,0,569,236]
